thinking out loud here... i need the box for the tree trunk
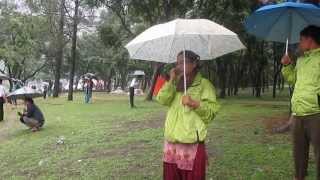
[255,64,264,98]
[262,71,265,94]
[103,78,107,91]
[114,76,118,90]
[107,77,112,92]
[105,69,113,92]
[272,50,278,98]
[53,0,65,98]
[163,0,172,21]
[234,52,245,96]
[120,71,127,90]
[228,64,235,97]
[142,76,148,92]
[233,63,239,96]
[272,43,282,98]
[217,61,227,98]
[68,0,79,101]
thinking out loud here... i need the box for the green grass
[0,92,315,179]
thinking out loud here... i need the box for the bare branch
[104,3,133,36]
[22,62,48,82]
[63,1,73,19]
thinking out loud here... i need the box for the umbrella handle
[285,38,289,55]
[184,50,187,95]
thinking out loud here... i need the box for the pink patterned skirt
[163,141,208,180]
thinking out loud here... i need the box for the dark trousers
[0,102,3,121]
[43,91,47,99]
[293,114,320,180]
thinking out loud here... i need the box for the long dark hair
[176,50,201,92]
[300,25,320,45]
[24,96,34,104]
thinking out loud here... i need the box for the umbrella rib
[167,35,177,63]
[197,34,209,46]
[197,34,210,58]
[130,41,150,61]
[263,9,288,42]
[295,10,316,27]
[167,22,178,63]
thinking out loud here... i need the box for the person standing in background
[43,85,48,99]
[48,80,53,97]
[84,79,93,103]
[0,79,7,121]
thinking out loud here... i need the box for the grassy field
[0,91,315,179]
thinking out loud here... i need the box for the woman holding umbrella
[157,51,220,180]
[125,18,244,179]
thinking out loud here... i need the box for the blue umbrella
[245,1,320,54]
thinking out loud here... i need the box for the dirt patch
[12,169,43,180]
[112,111,166,134]
[126,112,165,130]
[85,142,162,178]
[262,114,291,134]
[242,104,285,109]
[44,103,64,106]
[85,142,148,159]
[0,105,23,142]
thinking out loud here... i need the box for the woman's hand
[281,55,292,65]
[182,95,200,109]
[169,68,182,82]
[169,68,176,81]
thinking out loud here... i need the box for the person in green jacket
[157,50,220,180]
[281,25,320,180]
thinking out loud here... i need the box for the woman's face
[299,36,313,53]
[175,54,197,76]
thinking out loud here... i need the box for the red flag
[153,75,167,96]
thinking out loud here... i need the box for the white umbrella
[7,86,42,99]
[0,73,10,80]
[83,73,96,78]
[132,70,145,76]
[125,18,245,93]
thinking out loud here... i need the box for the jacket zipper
[196,130,200,143]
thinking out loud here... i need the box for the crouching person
[18,97,45,132]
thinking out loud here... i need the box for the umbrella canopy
[11,78,23,87]
[82,73,97,80]
[245,2,320,45]
[132,70,145,76]
[125,18,245,63]
[0,73,10,80]
[42,82,49,86]
[7,86,42,99]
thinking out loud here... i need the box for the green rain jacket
[156,73,220,143]
[282,48,320,116]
